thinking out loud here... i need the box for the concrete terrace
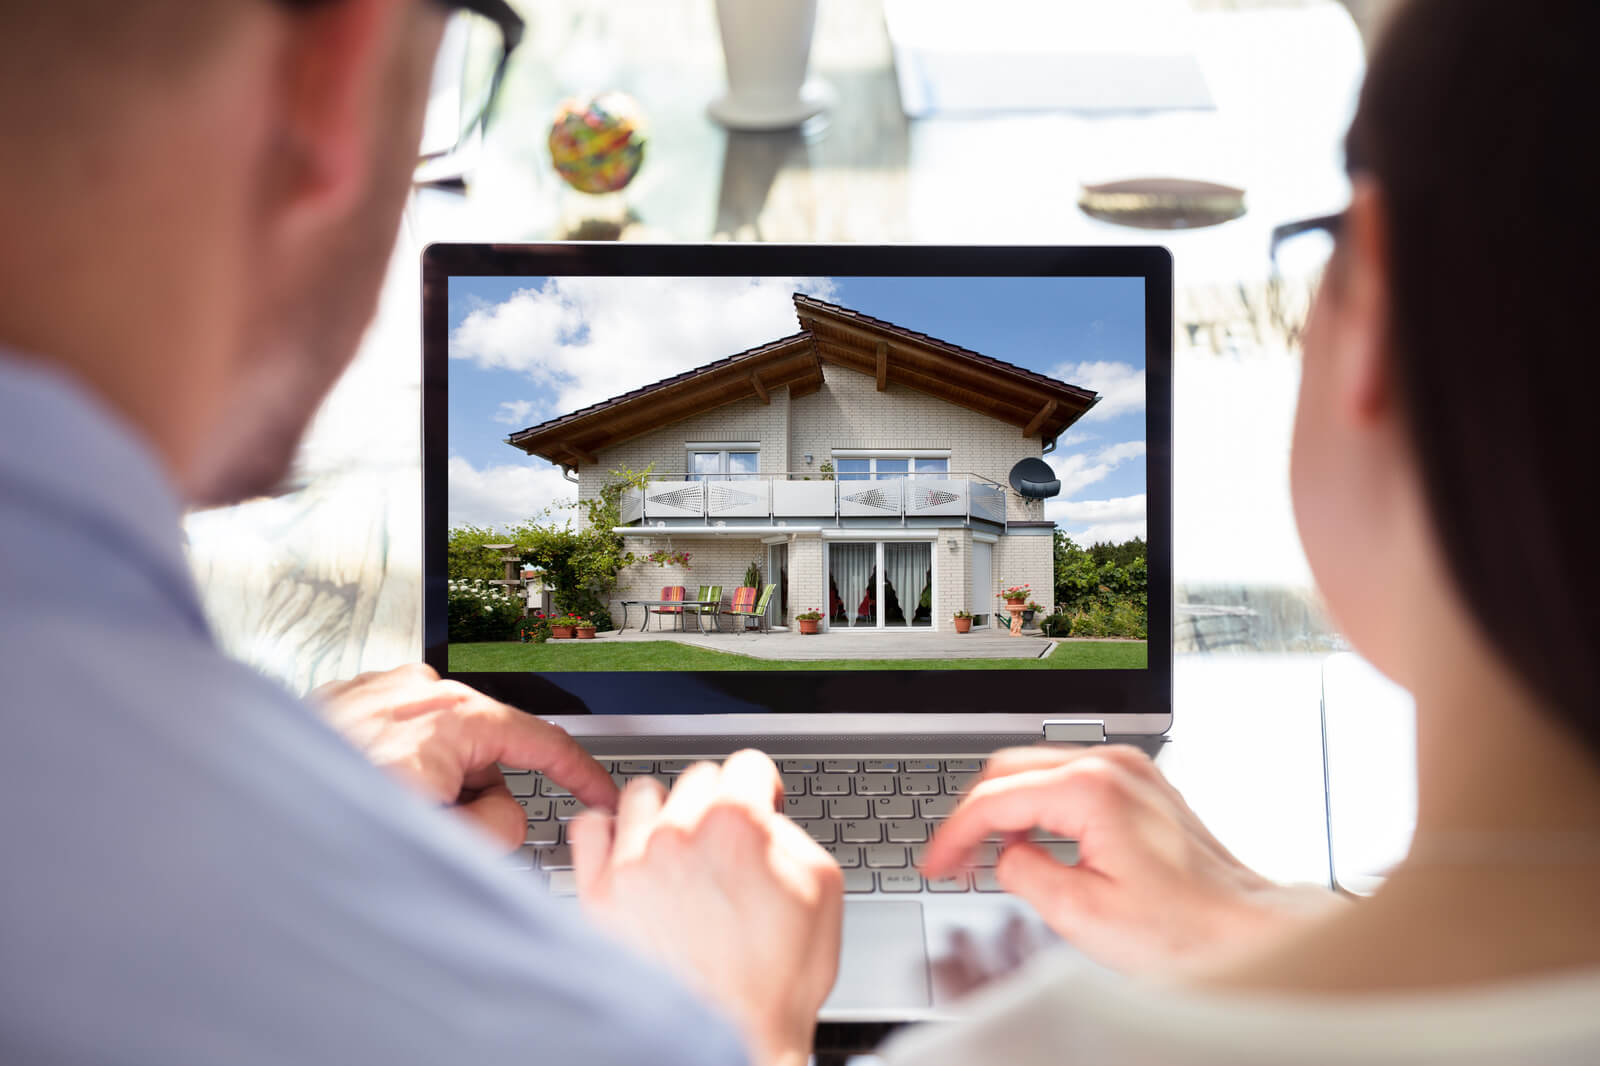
[587,626,1055,661]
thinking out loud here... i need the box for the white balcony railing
[621,473,1009,527]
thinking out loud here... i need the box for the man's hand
[569,751,842,1066]
[921,745,1344,974]
[312,664,618,851]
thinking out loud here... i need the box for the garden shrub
[447,579,524,643]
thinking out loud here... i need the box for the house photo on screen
[445,275,1148,673]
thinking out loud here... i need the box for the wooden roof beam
[875,341,888,391]
[564,445,598,466]
[1023,398,1058,438]
[749,371,770,405]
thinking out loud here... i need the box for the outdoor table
[618,599,722,633]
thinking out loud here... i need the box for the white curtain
[884,543,931,627]
[829,543,874,627]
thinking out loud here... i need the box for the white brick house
[507,295,1098,633]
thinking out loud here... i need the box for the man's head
[0,0,446,505]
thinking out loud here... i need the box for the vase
[953,617,972,634]
[798,618,819,635]
[709,0,834,130]
[1022,610,1036,626]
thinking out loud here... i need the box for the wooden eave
[506,333,822,466]
[793,295,1099,440]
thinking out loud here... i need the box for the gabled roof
[507,296,1100,467]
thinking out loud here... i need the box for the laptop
[422,243,1173,1019]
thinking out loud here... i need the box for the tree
[447,524,513,583]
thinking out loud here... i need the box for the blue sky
[447,275,1147,544]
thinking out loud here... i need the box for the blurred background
[186,0,1401,693]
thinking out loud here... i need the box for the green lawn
[448,639,1147,672]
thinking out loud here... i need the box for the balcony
[617,472,1008,528]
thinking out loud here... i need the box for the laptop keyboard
[503,757,1077,897]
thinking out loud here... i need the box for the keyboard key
[537,845,573,870]
[904,759,940,773]
[942,773,978,795]
[927,873,970,893]
[920,795,958,819]
[524,821,560,846]
[865,845,908,868]
[541,779,573,797]
[554,798,585,820]
[839,820,881,843]
[546,870,579,896]
[898,774,939,795]
[780,759,818,773]
[863,759,899,773]
[616,760,653,774]
[843,868,876,893]
[854,775,894,796]
[800,820,835,844]
[883,819,928,843]
[828,796,869,820]
[499,764,532,775]
[825,845,861,869]
[1031,827,1073,842]
[507,776,538,797]
[784,796,824,820]
[872,795,914,819]
[510,845,537,870]
[974,869,1003,892]
[657,759,691,773]
[910,843,929,866]
[944,758,983,772]
[823,760,859,773]
[780,773,807,796]
[1039,841,1080,865]
[971,843,1001,867]
[879,870,922,893]
[519,797,552,821]
[808,774,850,796]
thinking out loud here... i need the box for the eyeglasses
[418,0,525,170]
[1267,211,1344,346]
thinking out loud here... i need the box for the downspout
[1042,432,1059,455]
[561,463,579,483]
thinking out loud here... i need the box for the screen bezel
[423,243,1172,734]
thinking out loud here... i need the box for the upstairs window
[688,447,759,481]
[835,454,949,480]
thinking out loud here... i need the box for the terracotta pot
[575,627,596,639]
[953,617,972,633]
[550,625,575,639]
[1005,597,1027,606]
[798,618,820,635]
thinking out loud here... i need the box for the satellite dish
[1009,457,1060,500]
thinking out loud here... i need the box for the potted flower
[795,607,823,635]
[574,617,597,639]
[953,609,973,634]
[1023,600,1044,626]
[1001,583,1031,605]
[549,614,580,639]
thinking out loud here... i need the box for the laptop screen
[423,245,1171,719]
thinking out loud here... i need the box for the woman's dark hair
[1346,0,1598,754]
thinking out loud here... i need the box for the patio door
[826,540,933,629]
[767,543,788,628]
[972,539,993,627]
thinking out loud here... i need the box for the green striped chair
[649,585,686,631]
[689,584,723,632]
[725,584,776,633]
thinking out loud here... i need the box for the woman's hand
[921,744,1343,974]
[312,664,618,851]
[570,751,843,1066]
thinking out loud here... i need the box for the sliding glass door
[826,541,933,629]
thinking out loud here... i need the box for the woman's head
[1292,0,1597,752]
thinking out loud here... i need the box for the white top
[882,948,1600,1066]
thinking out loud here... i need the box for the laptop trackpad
[824,902,930,1011]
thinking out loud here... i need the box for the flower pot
[575,628,596,639]
[550,625,575,640]
[1022,610,1036,625]
[1005,597,1027,607]
[953,617,972,634]
[798,619,820,635]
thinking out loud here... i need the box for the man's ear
[271,0,402,239]
[1338,177,1397,428]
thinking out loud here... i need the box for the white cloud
[1053,494,1148,546]
[447,456,577,531]
[450,276,838,415]
[1045,439,1145,499]
[1056,428,1098,449]
[491,399,535,426]
[1053,359,1145,422]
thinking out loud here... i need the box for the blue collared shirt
[0,354,745,1066]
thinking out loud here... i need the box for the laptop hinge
[1043,720,1107,744]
